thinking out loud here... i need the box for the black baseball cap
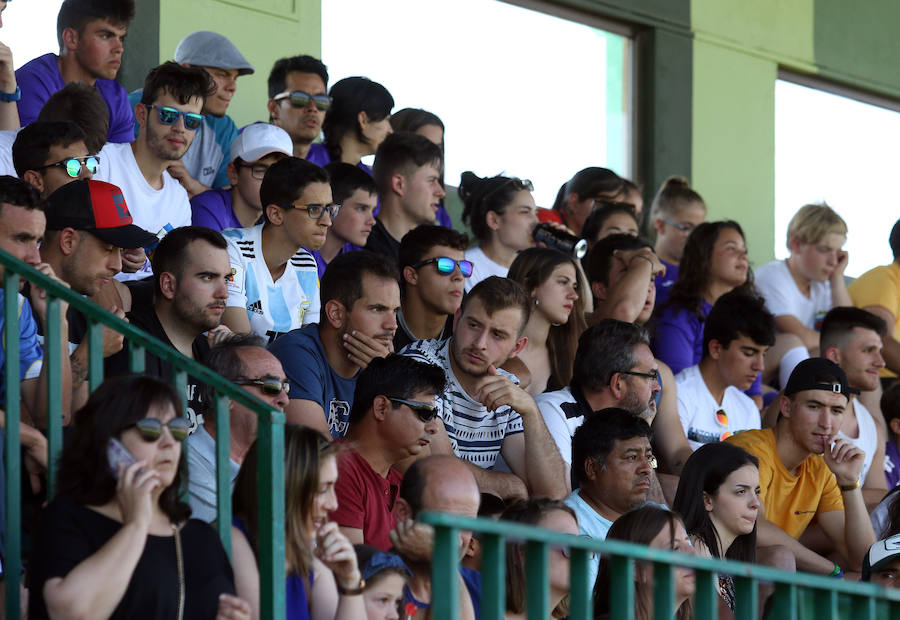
[45,180,157,249]
[783,357,856,402]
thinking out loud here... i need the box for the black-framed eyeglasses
[128,417,190,442]
[411,257,474,278]
[36,155,100,178]
[389,397,438,423]
[273,90,333,112]
[662,217,696,234]
[234,378,291,396]
[279,203,341,220]
[237,162,272,180]
[144,104,204,130]
[620,369,660,382]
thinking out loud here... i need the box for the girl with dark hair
[459,171,538,291]
[539,167,626,236]
[673,443,760,614]
[322,76,394,173]
[501,498,579,619]
[231,424,365,620]
[28,375,249,620]
[580,203,640,248]
[594,505,695,620]
[508,247,587,394]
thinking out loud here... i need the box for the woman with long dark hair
[322,77,394,173]
[28,375,249,619]
[539,167,626,236]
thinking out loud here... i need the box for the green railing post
[128,341,145,373]
[815,588,838,620]
[431,524,460,620]
[525,541,550,619]
[773,582,798,620]
[44,296,63,499]
[653,562,675,619]
[610,555,635,620]
[479,532,505,619]
[734,575,758,620]
[87,319,104,391]
[214,392,232,556]
[3,272,21,620]
[568,547,591,620]
[257,409,285,620]
[694,568,718,620]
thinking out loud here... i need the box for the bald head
[400,455,479,518]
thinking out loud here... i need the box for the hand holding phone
[107,438,139,479]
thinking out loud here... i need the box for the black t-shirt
[28,496,235,620]
[363,218,401,263]
[104,302,210,432]
[394,309,453,353]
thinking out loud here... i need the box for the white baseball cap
[230,122,293,163]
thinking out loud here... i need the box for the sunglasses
[129,417,190,442]
[389,397,438,423]
[280,203,341,220]
[411,257,474,278]
[36,155,100,178]
[145,104,204,130]
[715,409,732,441]
[234,378,291,396]
[273,90,333,111]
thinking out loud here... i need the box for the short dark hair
[459,276,531,335]
[152,226,228,299]
[323,77,394,162]
[13,121,87,178]
[139,61,215,107]
[0,176,45,214]
[267,55,329,98]
[398,225,469,272]
[320,250,399,311]
[37,82,109,154]
[259,157,330,222]
[882,381,900,440]
[702,289,775,358]
[581,203,639,244]
[372,133,442,196]
[458,172,534,243]
[324,161,377,205]
[206,333,268,382]
[583,233,653,287]
[571,408,652,489]
[348,354,446,426]
[552,167,624,214]
[572,319,650,391]
[390,108,444,136]
[820,306,888,352]
[56,0,135,48]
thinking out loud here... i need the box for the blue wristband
[0,86,20,103]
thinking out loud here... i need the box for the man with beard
[401,276,566,500]
[535,319,662,494]
[269,250,399,438]
[95,62,214,280]
[267,55,330,163]
[105,226,232,432]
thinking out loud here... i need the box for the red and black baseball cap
[45,180,157,249]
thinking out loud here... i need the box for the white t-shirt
[837,398,878,483]
[535,386,585,466]
[755,259,832,330]
[464,245,509,293]
[675,364,761,449]
[0,129,18,177]
[94,142,191,281]
[223,223,320,343]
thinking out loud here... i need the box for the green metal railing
[0,249,286,619]
[421,511,900,619]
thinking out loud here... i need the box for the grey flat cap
[174,31,254,75]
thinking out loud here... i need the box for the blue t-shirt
[0,290,44,402]
[268,324,357,439]
[654,259,679,308]
[403,567,480,620]
[16,53,134,143]
[191,188,242,232]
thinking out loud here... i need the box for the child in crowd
[353,545,411,620]
[754,203,850,388]
[580,202,639,248]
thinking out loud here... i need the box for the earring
[534,298,540,306]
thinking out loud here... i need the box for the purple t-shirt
[886,441,900,489]
[16,53,135,143]
[654,259,679,308]
[190,188,242,231]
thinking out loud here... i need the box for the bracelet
[829,563,843,578]
[0,86,20,103]
[839,479,860,492]
[337,578,366,596]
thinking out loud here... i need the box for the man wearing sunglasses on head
[13,120,98,198]
[395,225,470,352]
[222,156,330,342]
[332,355,445,551]
[267,54,331,163]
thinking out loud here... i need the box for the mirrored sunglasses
[145,104,204,130]
[234,378,291,396]
[274,90,333,111]
[37,155,100,178]
[389,397,438,423]
[411,257,474,278]
[130,417,190,442]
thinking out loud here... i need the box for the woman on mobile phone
[231,424,365,620]
[28,375,249,620]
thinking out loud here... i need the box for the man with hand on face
[401,276,566,501]
[94,62,215,281]
[269,250,400,438]
[727,358,876,575]
[267,55,330,163]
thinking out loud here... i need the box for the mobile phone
[107,438,138,479]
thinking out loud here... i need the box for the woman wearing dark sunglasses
[28,375,250,620]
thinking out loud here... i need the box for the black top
[363,218,401,262]
[28,496,235,620]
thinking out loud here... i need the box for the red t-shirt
[332,444,403,551]
[537,207,564,226]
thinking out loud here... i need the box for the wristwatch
[337,578,366,596]
[839,479,860,492]
[0,86,20,102]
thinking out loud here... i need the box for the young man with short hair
[222,156,329,341]
[16,0,136,142]
[268,250,400,438]
[395,224,470,352]
[756,203,851,387]
[861,534,900,589]
[402,276,566,500]
[191,122,293,231]
[726,358,876,574]
[676,289,775,449]
[13,121,96,197]
[365,133,444,261]
[314,161,377,274]
[583,233,663,326]
[333,354,445,550]
[94,62,215,280]
[267,55,330,163]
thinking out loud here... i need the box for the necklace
[174,523,185,620]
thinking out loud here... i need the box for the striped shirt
[400,338,523,468]
[223,223,320,343]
